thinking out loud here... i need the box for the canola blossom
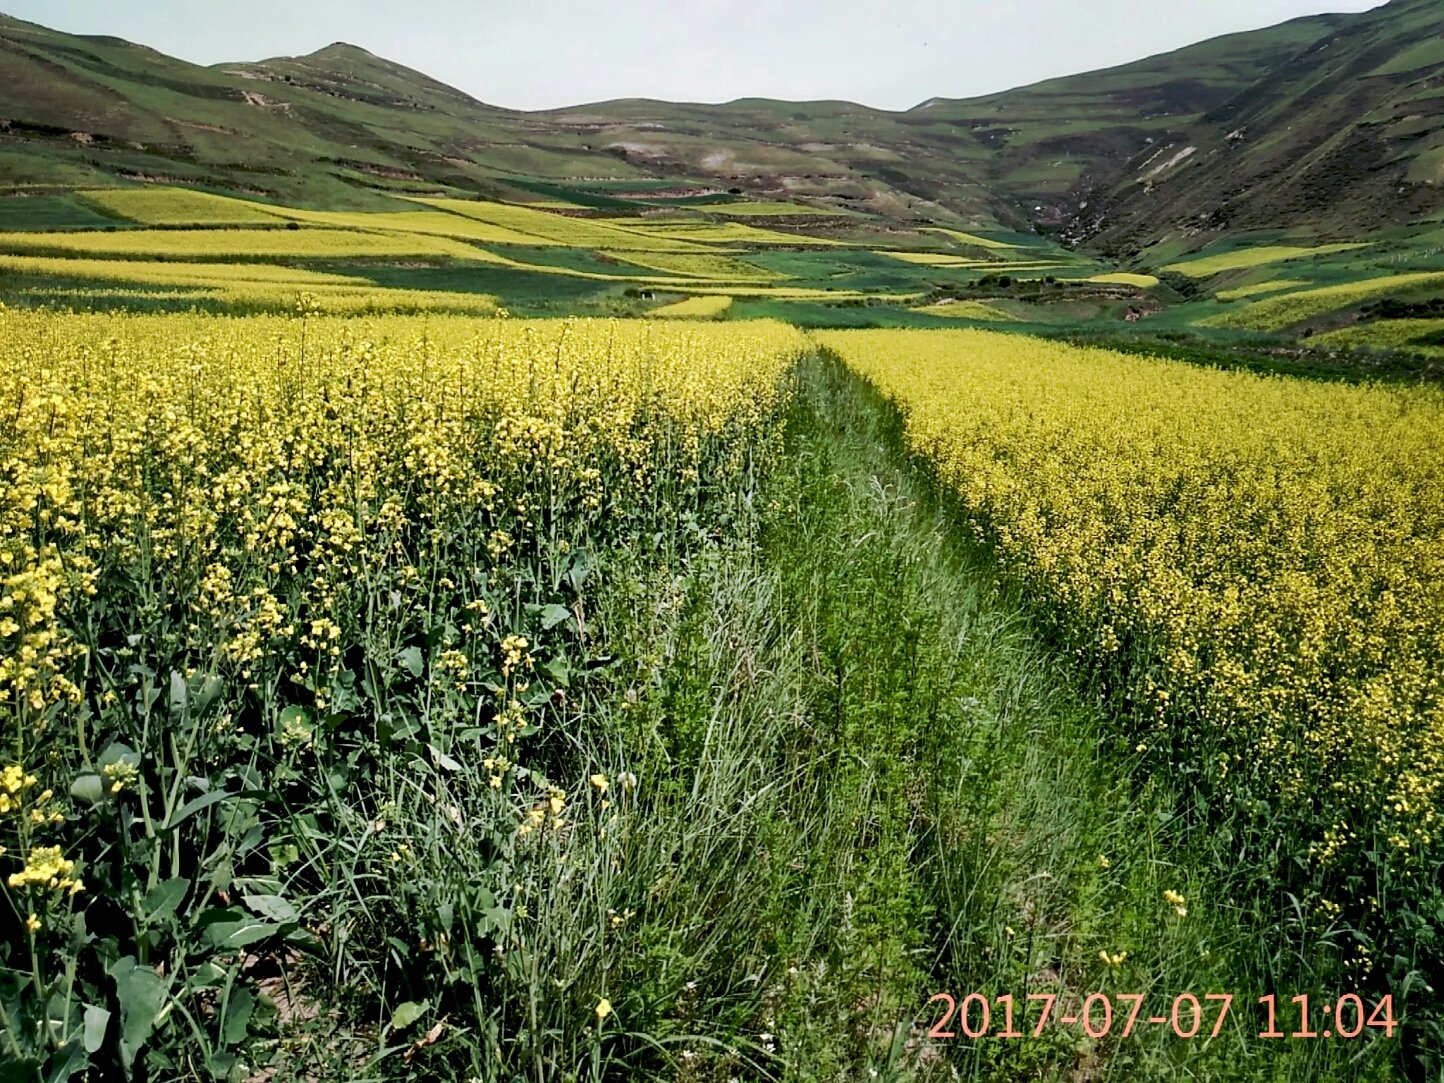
[820,329,1444,890]
[0,309,804,929]
[647,295,735,319]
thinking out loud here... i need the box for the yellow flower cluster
[822,329,1444,879]
[0,764,38,814]
[7,845,83,895]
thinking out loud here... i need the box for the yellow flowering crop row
[410,198,708,252]
[821,329,1444,882]
[0,255,498,314]
[612,219,842,246]
[921,227,1023,250]
[269,207,560,247]
[1213,279,1310,301]
[78,187,292,228]
[605,251,779,282]
[0,227,487,263]
[1163,243,1366,278]
[0,308,803,720]
[910,300,1015,321]
[710,201,831,217]
[1313,318,1444,357]
[1085,272,1160,288]
[646,295,734,319]
[0,309,805,996]
[1201,272,1444,330]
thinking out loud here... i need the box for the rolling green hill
[1,1,1441,255]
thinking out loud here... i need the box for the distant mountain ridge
[0,0,1440,254]
[1072,0,1444,256]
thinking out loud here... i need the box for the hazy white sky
[2,0,1389,111]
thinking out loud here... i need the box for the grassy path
[633,354,1387,1081]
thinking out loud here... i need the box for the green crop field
[709,201,831,216]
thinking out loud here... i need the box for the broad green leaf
[83,1004,110,1054]
[389,999,429,1033]
[277,705,310,729]
[167,670,187,716]
[70,774,106,807]
[141,878,188,924]
[221,989,254,1047]
[205,919,283,950]
[163,789,233,830]
[428,744,461,772]
[398,646,424,677]
[539,603,572,630]
[108,956,168,1070]
[98,742,138,770]
[192,674,223,716]
[539,656,570,687]
[241,894,299,923]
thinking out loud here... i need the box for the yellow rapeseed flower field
[0,305,806,1070]
[78,187,292,227]
[1163,243,1366,278]
[0,308,803,725]
[1314,318,1444,357]
[0,255,500,314]
[0,227,487,262]
[820,328,1444,885]
[1201,272,1444,330]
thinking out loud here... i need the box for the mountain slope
[0,13,622,208]
[896,11,1352,224]
[1075,0,1444,255]
[1,1,1440,248]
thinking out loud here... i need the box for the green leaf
[389,1000,429,1033]
[428,744,461,772]
[205,919,284,950]
[40,1039,86,1082]
[142,878,188,924]
[192,675,223,716]
[108,956,168,1070]
[277,704,310,729]
[539,656,570,687]
[398,646,424,677]
[539,603,572,630]
[221,989,254,1047]
[70,774,106,807]
[242,894,299,923]
[167,670,187,717]
[83,1004,110,1054]
[565,550,595,591]
[163,788,233,831]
